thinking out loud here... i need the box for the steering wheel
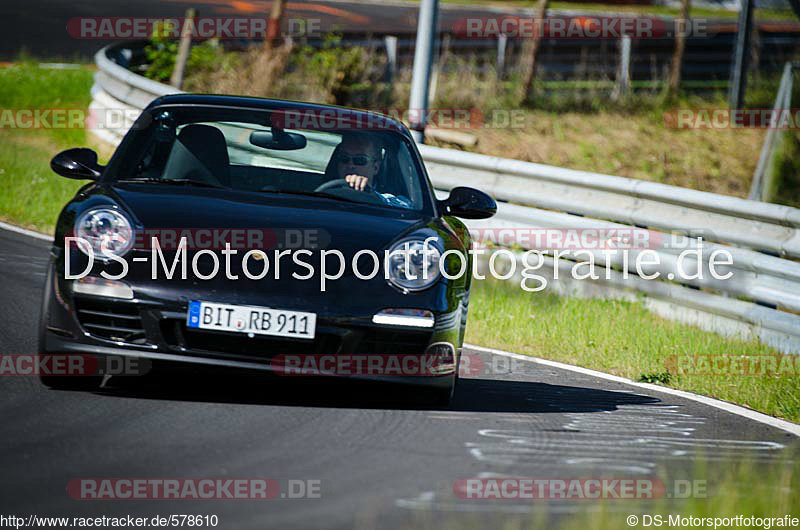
[314,179,386,203]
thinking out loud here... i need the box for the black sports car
[39,94,496,404]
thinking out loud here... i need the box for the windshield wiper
[116,178,226,189]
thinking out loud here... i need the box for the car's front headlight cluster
[74,208,134,258]
[386,238,442,292]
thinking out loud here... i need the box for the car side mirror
[50,148,104,180]
[439,186,496,219]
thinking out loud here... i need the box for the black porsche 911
[39,94,496,404]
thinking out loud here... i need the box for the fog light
[372,309,434,328]
[72,277,134,299]
[424,342,456,375]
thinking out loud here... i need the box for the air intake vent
[74,298,146,344]
[353,329,431,355]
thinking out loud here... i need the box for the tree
[668,0,691,96]
[265,0,288,51]
[520,0,550,103]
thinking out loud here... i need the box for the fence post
[728,0,754,109]
[384,35,397,82]
[408,0,439,143]
[497,34,508,79]
[170,8,196,89]
[614,35,631,99]
[429,33,449,105]
[749,62,794,201]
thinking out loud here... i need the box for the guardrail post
[170,8,196,89]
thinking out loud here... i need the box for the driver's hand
[345,174,369,191]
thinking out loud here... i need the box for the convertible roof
[145,94,412,136]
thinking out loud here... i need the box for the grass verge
[0,63,95,233]
[556,457,799,530]
[465,278,800,423]
[409,455,799,529]
[773,130,800,209]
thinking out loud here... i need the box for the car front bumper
[40,265,465,389]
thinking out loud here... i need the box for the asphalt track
[0,227,797,528]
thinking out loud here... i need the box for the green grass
[465,278,800,422]
[405,455,799,529]
[557,459,800,530]
[0,63,95,232]
[773,130,800,208]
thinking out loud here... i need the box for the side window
[132,133,175,179]
[397,144,423,206]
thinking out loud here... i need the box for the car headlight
[74,208,134,258]
[386,238,442,292]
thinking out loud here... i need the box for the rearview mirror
[439,186,497,219]
[50,148,104,180]
[250,129,307,150]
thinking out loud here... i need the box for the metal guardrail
[750,61,798,202]
[89,45,800,354]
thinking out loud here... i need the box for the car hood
[110,183,428,252]
[99,183,449,312]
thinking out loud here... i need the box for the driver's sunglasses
[336,154,373,166]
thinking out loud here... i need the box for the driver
[336,132,413,208]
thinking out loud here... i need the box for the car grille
[74,298,147,344]
[159,320,432,359]
[160,319,342,358]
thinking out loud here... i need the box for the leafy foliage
[289,34,388,106]
[143,21,226,84]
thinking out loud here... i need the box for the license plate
[187,301,316,339]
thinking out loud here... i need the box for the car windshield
[106,106,431,212]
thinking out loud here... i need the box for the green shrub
[289,34,389,107]
[143,21,227,84]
